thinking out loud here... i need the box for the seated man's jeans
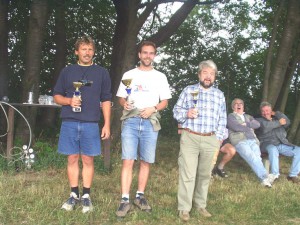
[266,144,300,177]
[236,139,268,181]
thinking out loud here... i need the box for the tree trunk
[276,39,300,111]
[0,0,9,99]
[39,0,67,128]
[288,95,300,143]
[262,0,284,101]
[295,126,300,146]
[0,0,9,145]
[16,0,48,142]
[267,0,300,106]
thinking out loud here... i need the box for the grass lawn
[0,136,300,225]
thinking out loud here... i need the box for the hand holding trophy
[190,89,199,118]
[72,81,83,112]
[122,78,135,110]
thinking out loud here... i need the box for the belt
[183,128,215,136]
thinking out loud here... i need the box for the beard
[200,80,213,89]
[140,59,152,67]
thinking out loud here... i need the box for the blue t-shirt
[53,64,112,122]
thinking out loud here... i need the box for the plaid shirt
[173,83,227,140]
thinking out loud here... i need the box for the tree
[17,0,49,141]
[262,0,300,143]
[0,0,9,143]
[0,0,9,99]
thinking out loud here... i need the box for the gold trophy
[121,78,135,109]
[190,89,199,118]
[73,81,83,112]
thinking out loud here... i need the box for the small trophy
[190,89,199,118]
[122,78,135,109]
[73,81,83,112]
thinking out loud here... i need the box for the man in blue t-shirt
[53,36,112,213]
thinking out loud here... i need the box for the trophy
[73,81,83,112]
[122,78,135,109]
[190,89,199,118]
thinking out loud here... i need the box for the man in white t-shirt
[115,41,172,218]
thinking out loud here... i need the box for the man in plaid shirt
[173,60,227,222]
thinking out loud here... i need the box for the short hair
[138,41,157,54]
[198,60,218,75]
[260,101,272,110]
[75,36,95,51]
[231,98,244,109]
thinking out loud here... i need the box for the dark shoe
[197,208,212,217]
[116,198,131,218]
[133,194,152,212]
[179,210,190,222]
[287,176,300,183]
[81,194,93,213]
[61,192,80,211]
[212,166,228,178]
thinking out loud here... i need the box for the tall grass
[0,136,299,225]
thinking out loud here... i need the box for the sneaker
[287,176,300,183]
[61,192,80,211]
[261,178,272,188]
[81,194,93,213]
[197,208,212,217]
[212,166,228,178]
[116,198,131,218]
[133,194,152,212]
[179,210,190,222]
[268,174,279,184]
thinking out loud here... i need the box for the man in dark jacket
[256,102,300,183]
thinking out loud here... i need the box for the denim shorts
[58,121,101,156]
[121,117,159,163]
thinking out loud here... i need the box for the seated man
[255,101,300,183]
[227,98,276,187]
[212,131,236,178]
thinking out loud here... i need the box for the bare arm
[140,99,169,119]
[101,101,111,140]
[54,94,81,108]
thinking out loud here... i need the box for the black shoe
[133,194,152,213]
[116,198,131,218]
[287,176,300,183]
[213,166,228,178]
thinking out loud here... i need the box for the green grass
[0,136,300,224]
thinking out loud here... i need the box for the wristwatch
[154,106,158,112]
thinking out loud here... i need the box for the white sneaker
[261,178,272,188]
[81,194,93,213]
[268,174,279,184]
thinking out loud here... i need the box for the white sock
[121,194,129,202]
[136,191,144,198]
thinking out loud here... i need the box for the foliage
[2,0,299,141]
[156,0,268,125]
[7,0,115,101]
[0,136,300,224]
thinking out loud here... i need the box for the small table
[5,103,111,169]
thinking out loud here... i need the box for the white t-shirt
[116,68,172,109]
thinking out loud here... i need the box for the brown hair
[138,41,157,54]
[74,36,95,51]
